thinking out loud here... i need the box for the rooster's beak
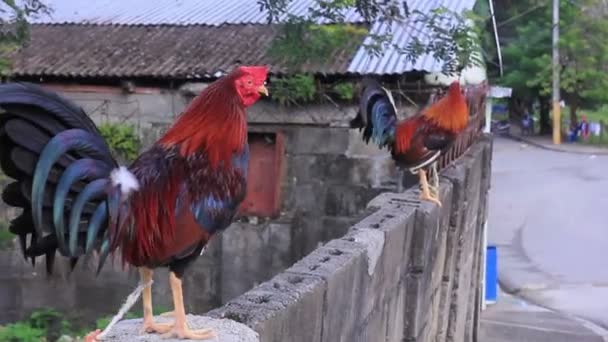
[258,85,269,96]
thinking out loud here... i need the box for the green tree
[496,0,608,133]
[0,0,49,71]
[98,122,142,163]
[559,3,608,127]
[259,0,484,75]
[260,0,486,107]
[499,1,553,133]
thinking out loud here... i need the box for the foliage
[29,308,72,341]
[585,105,608,123]
[269,21,367,67]
[498,0,608,129]
[0,321,44,342]
[559,2,608,113]
[500,6,551,98]
[331,81,355,100]
[0,0,50,73]
[402,7,485,75]
[98,122,142,163]
[95,312,138,331]
[0,308,75,342]
[0,304,176,342]
[0,220,14,249]
[257,0,406,26]
[270,73,317,106]
[258,0,484,75]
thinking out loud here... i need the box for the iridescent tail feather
[0,82,130,274]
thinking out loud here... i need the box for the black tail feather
[0,82,118,272]
[355,78,399,149]
[0,83,100,133]
[2,182,27,207]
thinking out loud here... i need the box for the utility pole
[552,0,561,144]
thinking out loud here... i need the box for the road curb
[499,285,608,342]
[503,134,608,155]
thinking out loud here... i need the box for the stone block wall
[0,88,401,324]
[105,134,493,342]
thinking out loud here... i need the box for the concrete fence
[106,134,493,342]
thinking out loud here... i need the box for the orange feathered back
[422,81,469,133]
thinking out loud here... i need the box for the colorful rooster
[0,65,269,340]
[353,79,469,206]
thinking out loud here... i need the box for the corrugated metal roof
[6,0,479,77]
[348,0,477,74]
[19,0,365,26]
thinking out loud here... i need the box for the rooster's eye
[247,80,253,85]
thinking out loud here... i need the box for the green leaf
[268,22,367,69]
[98,123,142,163]
[0,322,45,342]
[332,82,355,100]
[0,0,50,75]
[270,73,317,106]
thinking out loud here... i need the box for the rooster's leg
[418,169,442,206]
[162,271,215,340]
[428,162,440,198]
[140,268,173,334]
[433,162,440,198]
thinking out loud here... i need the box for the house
[0,0,488,324]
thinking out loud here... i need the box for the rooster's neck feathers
[422,85,469,133]
[158,76,247,167]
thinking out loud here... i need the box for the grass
[562,106,608,146]
[582,105,608,123]
[0,220,14,249]
[0,304,173,341]
[520,105,608,146]
[0,308,84,342]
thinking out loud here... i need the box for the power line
[497,4,546,28]
[488,0,503,76]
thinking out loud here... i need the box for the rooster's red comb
[235,65,269,79]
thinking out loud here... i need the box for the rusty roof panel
[8,24,358,79]
[6,0,478,78]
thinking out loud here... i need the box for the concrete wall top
[103,134,494,342]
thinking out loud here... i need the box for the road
[488,137,608,334]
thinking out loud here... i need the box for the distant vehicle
[491,119,511,135]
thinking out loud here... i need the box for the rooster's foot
[162,325,215,340]
[141,321,173,335]
[420,193,442,207]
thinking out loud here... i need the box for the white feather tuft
[110,166,140,197]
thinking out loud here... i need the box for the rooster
[353,79,469,206]
[0,65,269,340]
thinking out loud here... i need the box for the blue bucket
[485,245,498,303]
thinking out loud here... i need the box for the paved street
[480,289,604,342]
[487,137,608,338]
